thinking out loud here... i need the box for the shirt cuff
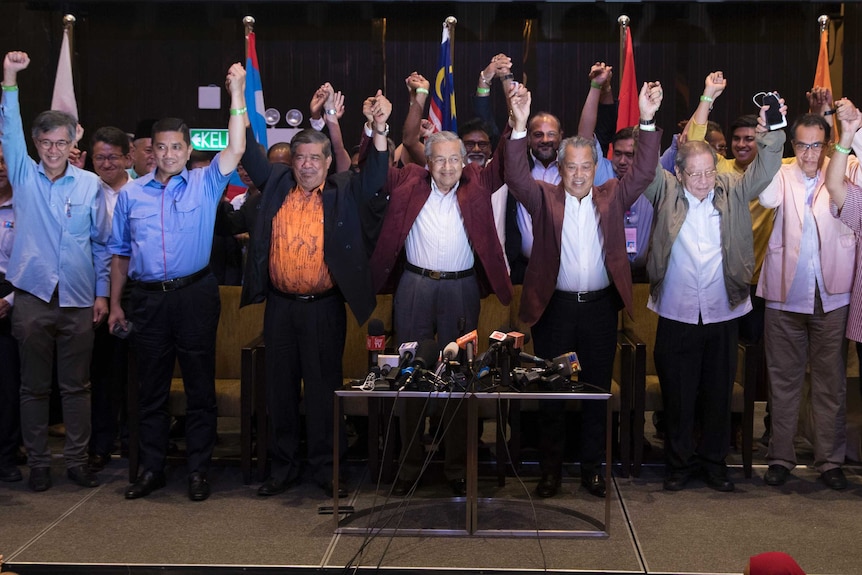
[511,129,527,140]
[310,116,325,132]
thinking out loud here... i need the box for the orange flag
[814,24,832,92]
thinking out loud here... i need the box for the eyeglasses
[429,155,463,168]
[792,141,826,153]
[463,140,490,150]
[682,169,717,180]
[37,139,71,151]
[93,154,125,163]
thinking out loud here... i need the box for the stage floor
[3,400,862,575]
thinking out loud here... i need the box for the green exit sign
[190,129,229,151]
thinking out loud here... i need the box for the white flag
[51,27,78,121]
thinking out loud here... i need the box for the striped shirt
[832,181,862,342]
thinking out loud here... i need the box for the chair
[127,285,265,483]
[620,283,758,478]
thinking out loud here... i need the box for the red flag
[617,27,638,132]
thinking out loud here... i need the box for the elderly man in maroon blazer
[370,125,513,497]
[505,81,663,498]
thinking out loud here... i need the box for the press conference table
[332,388,613,538]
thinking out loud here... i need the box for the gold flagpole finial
[818,15,829,33]
[243,16,255,36]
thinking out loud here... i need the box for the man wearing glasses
[643,97,787,493]
[757,115,858,490]
[371,129,513,497]
[0,51,111,492]
[87,127,133,473]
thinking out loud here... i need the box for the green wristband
[835,143,852,155]
[1,84,18,92]
[415,87,429,95]
[699,94,714,103]
[230,107,247,116]
[590,80,602,90]
[476,87,490,95]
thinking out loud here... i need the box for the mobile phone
[762,92,787,130]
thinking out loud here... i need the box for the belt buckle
[161,279,178,292]
[296,294,314,302]
[428,270,442,280]
[576,291,589,303]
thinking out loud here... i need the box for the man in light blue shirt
[108,63,247,502]
[1,51,110,492]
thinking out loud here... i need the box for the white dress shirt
[557,190,610,292]
[405,179,474,272]
[649,189,752,323]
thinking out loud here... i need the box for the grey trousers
[12,290,94,469]
[765,301,848,473]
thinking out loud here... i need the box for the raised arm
[217,62,247,176]
[401,72,429,166]
[578,62,613,140]
[617,81,664,208]
[687,71,726,142]
[826,99,862,212]
[807,86,835,142]
[738,98,788,202]
[505,82,546,215]
[322,83,352,173]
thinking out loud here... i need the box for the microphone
[518,351,549,366]
[507,331,525,350]
[366,318,386,370]
[549,351,581,377]
[487,330,514,353]
[399,339,439,390]
[456,329,477,369]
[387,341,418,384]
[435,341,460,377]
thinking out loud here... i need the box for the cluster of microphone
[358,319,583,393]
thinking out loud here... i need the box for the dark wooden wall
[0,1,854,156]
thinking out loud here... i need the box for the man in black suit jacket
[241,94,392,498]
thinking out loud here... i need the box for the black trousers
[263,290,347,485]
[131,273,220,474]
[654,316,737,476]
[89,321,128,457]
[532,289,620,475]
[0,314,21,468]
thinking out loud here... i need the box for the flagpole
[445,16,457,57]
[618,14,629,88]
[63,14,76,55]
[243,16,254,57]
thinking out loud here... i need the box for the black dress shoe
[125,470,166,499]
[764,464,790,486]
[28,467,52,492]
[188,472,210,501]
[450,478,467,497]
[67,465,100,488]
[705,472,735,492]
[536,474,560,498]
[257,475,298,496]
[87,453,111,473]
[581,473,606,498]
[391,478,413,497]
[820,468,847,490]
[320,480,348,498]
[663,472,692,492]
[0,465,22,482]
